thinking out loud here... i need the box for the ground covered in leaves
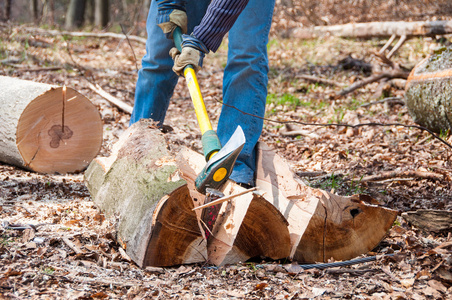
[1,12,452,300]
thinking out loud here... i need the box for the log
[0,76,102,173]
[85,120,397,267]
[289,20,452,40]
[405,46,452,133]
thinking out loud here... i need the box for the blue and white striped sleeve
[192,0,249,53]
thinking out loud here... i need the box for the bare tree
[65,0,87,29]
[94,0,109,28]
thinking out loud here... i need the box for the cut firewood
[405,46,452,133]
[0,76,102,173]
[288,20,452,40]
[255,143,398,263]
[85,120,397,267]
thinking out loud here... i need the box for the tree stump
[0,76,102,173]
[405,46,452,133]
[85,120,397,267]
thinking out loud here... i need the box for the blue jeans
[131,0,275,186]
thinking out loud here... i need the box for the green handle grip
[173,27,183,52]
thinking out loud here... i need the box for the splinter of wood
[62,85,67,132]
[192,187,257,211]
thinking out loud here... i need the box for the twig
[360,97,404,107]
[379,34,397,54]
[192,187,257,211]
[360,170,444,182]
[296,74,344,87]
[338,67,409,96]
[387,34,407,59]
[87,82,133,114]
[120,24,139,72]
[62,237,84,254]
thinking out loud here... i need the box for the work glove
[170,34,209,76]
[156,0,187,38]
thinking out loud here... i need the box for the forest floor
[1,14,452,300]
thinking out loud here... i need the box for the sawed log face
[85,120,397,267]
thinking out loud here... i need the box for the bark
[0,76,102,174]
[94,0,109,28]
[288,20,452,39]
[65,0,86,29]
[85,120,397,267]
[405,46,452,133]
[402,210,452,232]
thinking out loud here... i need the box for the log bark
[402,210,452,232]
[85,120,397,267]
[289,20,452,39]
[405,46,452,133]
[0,76,102,173]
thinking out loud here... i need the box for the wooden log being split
[85,120,397,267]
[0,76,102,173]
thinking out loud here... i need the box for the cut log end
[15,86,102,173]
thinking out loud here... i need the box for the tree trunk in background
[45,0,55,26]
[94,0,109,28]
[65,0,86,29]
[31,0,39,24]
[85,0,95,25]
[3,0,12,21]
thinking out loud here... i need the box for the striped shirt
[193,0,249,52]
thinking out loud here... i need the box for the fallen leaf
[255,282,268,290]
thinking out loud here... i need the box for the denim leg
[130,0,211,125]
[217,0,276,186]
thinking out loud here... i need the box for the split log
[0,76,102,173]
[85,120,397,267]
[289,20,452,40]
[405,46,452,133]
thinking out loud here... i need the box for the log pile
[405,46,452,133]
[0,76,103,173]
[85,120,398,267]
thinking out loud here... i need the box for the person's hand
[157,9,187,38]
[170,34,209,76]
[156,1,187,38]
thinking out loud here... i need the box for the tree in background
[65,0,87,29]
[65,0,109,29]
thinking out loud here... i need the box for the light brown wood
[0,76,102,173]
[255,143,398,263]
[85,121,397,267]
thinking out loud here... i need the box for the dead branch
[378,34,397,54]
[360,170,444,182]
[289,20,452,40]
[360,97,405,107]
[296,74,344,87]
[87,82,133,114]
[24,27,147,44]
[387,35,407,59]
[338,67,409,97]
